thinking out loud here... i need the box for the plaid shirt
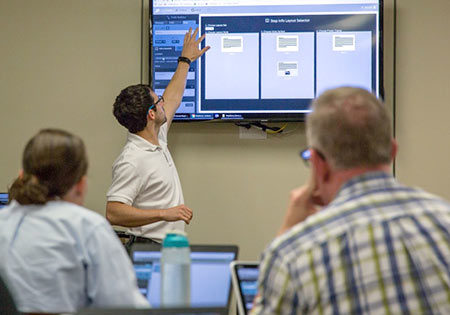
[252,171,450,315]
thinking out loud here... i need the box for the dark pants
[125,235,161,255]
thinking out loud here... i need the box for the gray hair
[306,87,392,169]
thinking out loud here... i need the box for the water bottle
[160,231,191,307]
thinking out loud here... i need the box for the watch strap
[178,56,192,65]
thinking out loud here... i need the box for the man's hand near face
[277,172,325,236]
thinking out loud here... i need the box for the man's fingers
[200,46,210,55]
[170,205,193,224]
[184,206,192,215]
[179,205,193,222]
[192,27,199,40]
[183,213,192,224]
[196,33,206,44]
[184,28,192,44]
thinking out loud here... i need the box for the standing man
[251,87,450,314]
[106,28,209,247]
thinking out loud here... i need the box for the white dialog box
[277,35,298,52]
[221,36,243,53]
[277,61,298,77]
[333,34,356,51]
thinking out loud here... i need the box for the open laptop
[230,261,259,315]
[0,193,8,210]
[131,244,238,311]
[76,307,227,315]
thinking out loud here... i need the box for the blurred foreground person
[0,129,148,314]
[252,87,450,314]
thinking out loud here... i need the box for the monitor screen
[150,0,383,122]
[131,244,238,308]
[236,266,258,313]
[76,307,228,315]
[0,193,8,209]
[230,262,259,315]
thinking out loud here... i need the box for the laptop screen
[0,193,8,209]
[230,262,259,314]
[76,307,228,315]
[131,244,238,309]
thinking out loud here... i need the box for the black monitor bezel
[149,0,384,123]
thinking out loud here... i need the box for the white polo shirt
[107,123,185,242]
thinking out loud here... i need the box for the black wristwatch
[178,56,192,65]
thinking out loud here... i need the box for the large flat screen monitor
[150,0,383,122]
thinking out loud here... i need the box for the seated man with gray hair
[251,87,450,314]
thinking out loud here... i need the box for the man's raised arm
[163,27,210,127]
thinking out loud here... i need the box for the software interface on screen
[151,0,381,121]
[236,266,259,313]
[133,250,235,307]
[0,193,8,209]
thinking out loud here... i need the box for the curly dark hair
[113,84,155,133]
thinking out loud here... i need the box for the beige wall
[0,0,141,221]
[394,0,450,199]
[1,0,449,262]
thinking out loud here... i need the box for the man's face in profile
[150,90,167,125]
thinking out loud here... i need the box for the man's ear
[18,169,24,179]
[147,109,156,122]
[391,138,398,162]
[310,149,330,184]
